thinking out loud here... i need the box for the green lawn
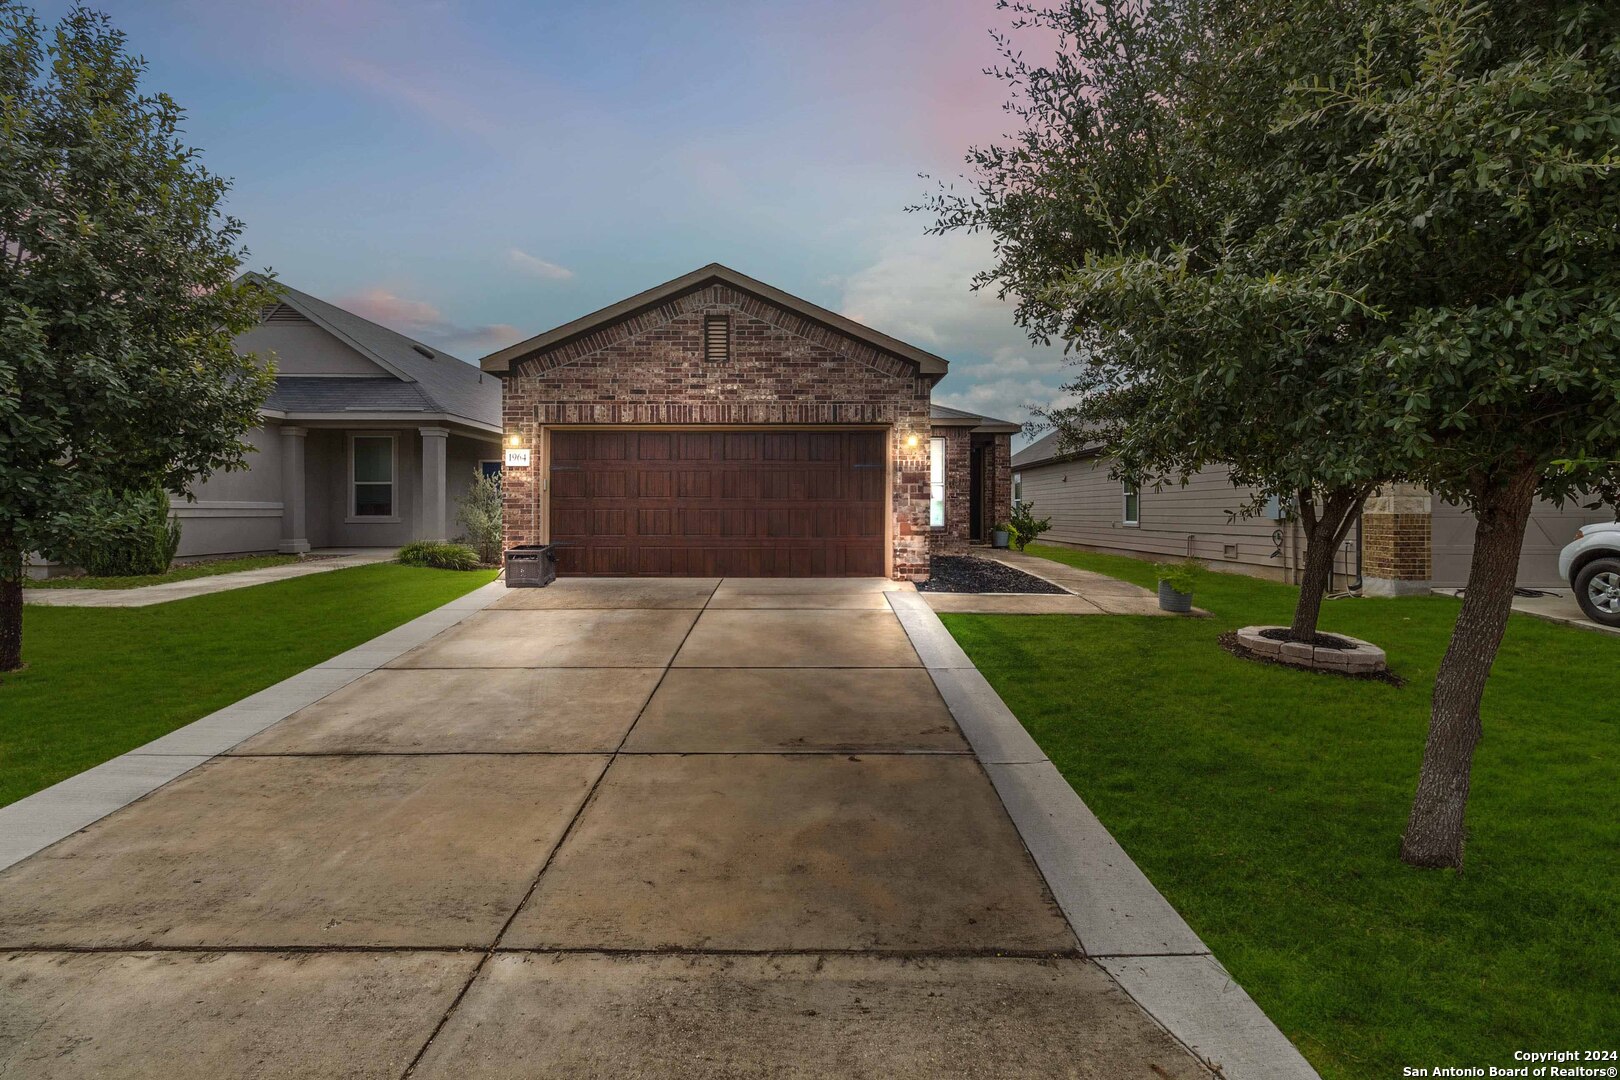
[942,545,1618,1080]
[24,553,300,589]
[1,562,496,806]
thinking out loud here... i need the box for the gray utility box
[504,544,558,588]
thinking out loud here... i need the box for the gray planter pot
[1158,580,1193,613]
[991,530,1011,549]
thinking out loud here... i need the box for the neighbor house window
[1122,480,1140,526]
[1013,472,1023,507]
[352,435,395,518]
[929,437,946,527]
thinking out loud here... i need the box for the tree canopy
[0,4,273,670]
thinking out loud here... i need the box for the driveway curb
[0,579,508,872]
[886,590,1320,1080]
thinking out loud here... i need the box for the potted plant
[1156,559,1200,612]
[991,522,1011,549]
[1006,502,1052,552]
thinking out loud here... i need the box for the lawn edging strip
[0,579,508,872]
[886,589,1320,1080]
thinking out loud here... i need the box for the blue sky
[36,0,1070,435]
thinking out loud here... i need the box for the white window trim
[347,433,400,524]
[929,436,947,529]
[1013,471,1023,507]
[1122,480,1140,527]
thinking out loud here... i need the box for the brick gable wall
[498,284,936,578]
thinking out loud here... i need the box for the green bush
[1006,501,1053,552]
[1157,558,1202,595]
[396,541,481,571]
[456,470,503,565]
[64,488,182,577]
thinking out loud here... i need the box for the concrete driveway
[0,577,1214,1078]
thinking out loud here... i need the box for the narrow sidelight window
[930,436,947,527]
[1122,480,1140,526]
[352,434,395,518]
[704,315,729,362]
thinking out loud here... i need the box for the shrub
[1157,559,1202,595]
[396,541,481,571]
[63,488,182,577]
[1006,502,1053,552]
[456,471,503,565]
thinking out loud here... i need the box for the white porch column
[278,425,310,554]
[419,426,450,542]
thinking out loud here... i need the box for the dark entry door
[548,429,886,577]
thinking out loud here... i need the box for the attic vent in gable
[263,304,308,323]
[704,314,729,363]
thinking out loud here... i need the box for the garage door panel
[637,433,673,461]
[549,430,886,578]
[677,434,715,461]
[721,471,760,501]
[589,433,628,460]
[589,471,627,499]
[591,510,627,537]
[677,471,712,499]
[551,469,586,499]
[638,470,673,498]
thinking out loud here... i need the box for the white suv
[1560,522,1620,627]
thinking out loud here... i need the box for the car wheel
[1574,557,1620,627]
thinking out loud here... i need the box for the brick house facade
[482,265,1017,580]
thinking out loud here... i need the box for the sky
[34,0,1072,439]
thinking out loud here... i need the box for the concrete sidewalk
[22,549,395,607]
[0,575,1313,1078]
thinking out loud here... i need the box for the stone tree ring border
[1232,625,1389,675]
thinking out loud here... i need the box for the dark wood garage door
[549,429,886,577]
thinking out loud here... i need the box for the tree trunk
[1288,488,1364,640]
[1400,465,1539,870]
[0,543,22,673]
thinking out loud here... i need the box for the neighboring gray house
[1012,431,1594,592]
[174,281,502,558]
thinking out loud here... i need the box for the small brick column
[1362,484,1433,596]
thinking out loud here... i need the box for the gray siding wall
[1431,497,1594,588]
[171,424,283,558]
[1018,456,1310,579]
[237,321,391,377]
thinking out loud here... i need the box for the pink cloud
[339,287,523,357]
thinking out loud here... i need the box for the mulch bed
[1220,631,1405,686]
[1257,627,1358,651]
[916,555,1067,595]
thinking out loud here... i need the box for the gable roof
[929,403,1023,434]
[246,275,501,431]
[1011,428,1105,469]
[480,263,950,378]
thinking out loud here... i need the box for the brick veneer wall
[499,283,936,579]
[1362,513,1432,582]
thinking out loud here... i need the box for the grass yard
[0,562,495,806]
[23,553,300,589]
[943,545,1618,1080]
